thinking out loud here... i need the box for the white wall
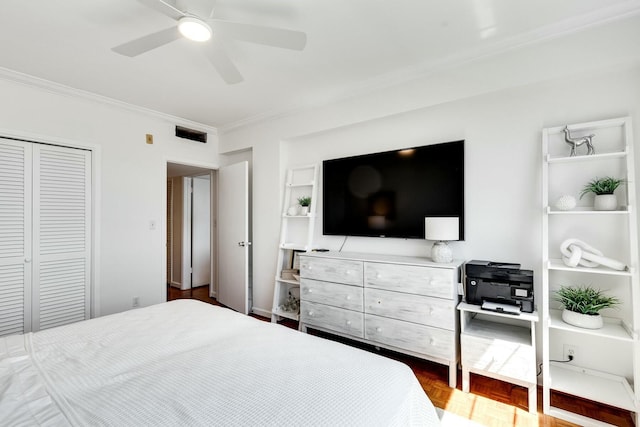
[0,79,219,316]
[284,70,640,261]
[219,16,640,317]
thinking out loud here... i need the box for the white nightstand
[457,302,539,414]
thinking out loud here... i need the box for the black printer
[464,260,534,313]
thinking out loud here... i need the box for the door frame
[0,127,102,318]
[163,158,218,301]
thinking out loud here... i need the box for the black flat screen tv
[322,140,464,239]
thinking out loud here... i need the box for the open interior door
[217,161,250,314]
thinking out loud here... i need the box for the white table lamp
[425,217,459,263]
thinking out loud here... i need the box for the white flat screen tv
[322,140,464,239]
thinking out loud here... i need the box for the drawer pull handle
[376,274,381,279]
[346,320,352,326]
[308,311,314,316]
[376,327,382,333]
[307,289,313,293]
[428,308,434,315]
[346,295,351,300]
[430,338,435,345]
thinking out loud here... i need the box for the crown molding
[0,66,218,136]
[220,1,640,134]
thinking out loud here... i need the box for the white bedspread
[0,300,440,426]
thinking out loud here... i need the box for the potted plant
[555,285,619,329]
[297,196,311,215]
[579,176,625,211]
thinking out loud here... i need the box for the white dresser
[299,251,462,387]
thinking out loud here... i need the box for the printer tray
[481,300,520,315]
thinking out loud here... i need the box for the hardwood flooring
[167,284,218,305]
[167,287,634,426]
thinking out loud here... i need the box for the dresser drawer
[300,256,363,286]
[301,301,364,338]
[365,314,455,360]
[364,262,455,299]
[461,334,535,383]
[301,279,363,311]
[364,288,455,330]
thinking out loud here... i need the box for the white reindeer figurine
[563,126,595,156]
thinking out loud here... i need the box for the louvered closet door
[0,139,32,336]
[32,144,91,331]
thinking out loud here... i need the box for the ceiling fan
[112,0,307,84]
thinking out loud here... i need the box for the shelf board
[548,309,634,342]
[275,277,300,286]
[546,206,630,215]
[457,302,539,323]
[463,317,532,345]
[547,259,631,276]
[286,182,314,188]
[282,214,314,218]
[546,150,627,164]
[280,243,307,251]
[546,406,624,427]
[549,362,636,411]
[272,308,300,322]
[545,117,629,135]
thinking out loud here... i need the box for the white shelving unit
[541,117,639,426]
[271,164,319,323]
[458,302,539,413]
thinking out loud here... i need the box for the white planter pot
[594,194,618,211]
[299,206,309,215]
[561,308,603,329]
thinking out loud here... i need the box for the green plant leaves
[579,176,625,199]
[554,285,619,315]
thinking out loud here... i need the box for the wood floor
[167,287,634,426]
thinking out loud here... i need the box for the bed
[0,299,440,426]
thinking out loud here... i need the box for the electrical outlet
[132,296,139,308]
[563,344,578,361]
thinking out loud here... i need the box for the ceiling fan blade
[203,44,244,84]
[211,20,307,51]
[112,26,181,57]
[137,0,185,21]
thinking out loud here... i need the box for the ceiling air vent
[175,126,207,143]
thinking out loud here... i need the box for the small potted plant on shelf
[297,196,311,215]
[579,176,626,211]
[555,285,619,329]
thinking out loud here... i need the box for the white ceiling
[1,0,639,131]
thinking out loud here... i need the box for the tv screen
[322,140,464,239]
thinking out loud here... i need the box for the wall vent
[175,126,207,143]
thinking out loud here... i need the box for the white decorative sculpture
[555,195,577,211]
[563,126,595,156]
[560,238,627,271]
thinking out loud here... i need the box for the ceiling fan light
[178,17,212,42]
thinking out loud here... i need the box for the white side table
[458,302,539,414]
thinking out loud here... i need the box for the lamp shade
[424,217,459,241]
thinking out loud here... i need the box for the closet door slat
[0,139,31,337]
[33,144,91,332]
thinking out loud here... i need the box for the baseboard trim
[251,307,271,319]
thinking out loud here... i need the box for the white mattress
[0,299,440,426]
